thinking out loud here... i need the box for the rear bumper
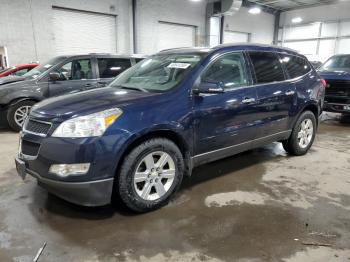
[324,102,350,114]
[15,156,114,206]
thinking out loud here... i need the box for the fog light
[49,163,90,177]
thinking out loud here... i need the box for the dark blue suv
[15,44,325,212]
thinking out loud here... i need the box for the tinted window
[202,52,248,89]
[281,55,310,78]
[98,58,132,78]
[56,59,92,81]
[249,51,285,84]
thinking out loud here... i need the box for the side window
[248,51,285,84]
[201,53,248,89]
[281,55,311,79]
[56,59,93,81]
[97,58,132,78]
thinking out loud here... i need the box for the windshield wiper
[116,85,149,93]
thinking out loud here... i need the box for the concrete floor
[0,113,350,262]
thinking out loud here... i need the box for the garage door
[223,31,250,44]
[52,8,117,55]
[157,22,196,51]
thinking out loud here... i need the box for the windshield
[110,53,204,92]
[320,55,350,72]
[23,57,66,79]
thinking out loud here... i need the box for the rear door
[96,57,132,87]
[247,51,296,137]
[48,58,97,97]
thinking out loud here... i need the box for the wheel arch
[8,97,40,107]
[291,102,319,129]
[301,103,319,126]
[115,129,193,180]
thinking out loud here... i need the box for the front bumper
[15,119,131,206]
[324,102,350,114]
[15,155,114,206]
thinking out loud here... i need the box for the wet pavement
[0,113,350,262]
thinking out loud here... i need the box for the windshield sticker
[43,64,52,68]
[167,63,191,69]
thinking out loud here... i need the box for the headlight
[52,108,122,138]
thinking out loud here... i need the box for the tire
[117,138,184,213]
[282,110,317,156]
[7,100,36,132]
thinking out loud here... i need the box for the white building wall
[279,1,350,62]
[224,7,275,45]
[136,0,207,54]
[280,1,350,25]
[0,0,132,66]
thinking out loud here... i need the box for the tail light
[320,79,327,88]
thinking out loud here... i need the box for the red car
[0,63,38,77]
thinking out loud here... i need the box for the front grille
[24,119,51,136]
[21,140,40,156]
[325,80,350,104]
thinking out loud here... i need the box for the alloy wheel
[133,151,176,201]
[14,105,31,127]
[297,119,314,149]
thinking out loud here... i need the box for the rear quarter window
[281,55,311,79]
[248,51,285,84]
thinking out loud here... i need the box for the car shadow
[35,142,287,220]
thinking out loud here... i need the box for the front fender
[109,122,193,179]
[1,90,44,107]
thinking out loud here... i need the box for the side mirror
[193,80,225,95]
[49,72,60,82]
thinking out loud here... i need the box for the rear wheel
[282,111,317,156]
[117,138,184,213]
[7,100,36,132]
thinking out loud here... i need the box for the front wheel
[7,100,36,132]
[282,111,317,156]
[117,138,184,213]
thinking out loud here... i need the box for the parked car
[0,63,38,77]
[0,54,144,131]
[15,44,325,212]
[318,54,350,114]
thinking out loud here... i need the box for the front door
[193,52,260,156]
[48,58,98,97]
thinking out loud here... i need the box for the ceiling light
[292,17,303,23]
[189,0,202,2]
[248,7,261,14]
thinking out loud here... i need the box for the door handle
[84,83,93,87]
[242,97,256,104]
[285,90,295,96]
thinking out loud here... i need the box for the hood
[318,70,350,81]
[0,75,27,86]
[31,87,158,121]
[0,78,37,94]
